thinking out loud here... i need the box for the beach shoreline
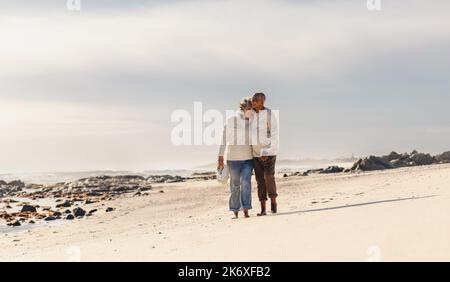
[1,163,450,261]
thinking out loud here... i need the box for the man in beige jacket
[251,92,279,216]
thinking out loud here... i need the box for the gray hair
[239,97,253,112]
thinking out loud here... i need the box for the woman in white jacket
[217,98,254,219]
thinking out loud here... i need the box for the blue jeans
[227,160,253,212]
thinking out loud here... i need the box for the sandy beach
[1,163,449,262]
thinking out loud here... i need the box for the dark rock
[66,214,75,220]
[191,172,216,180]
[7,180,25,188]
[89,209,97,214]
[56,200,72,208]
[21,205,37,213]
[114,175,146,181]
[73,207,86,217]
[147,175,185,184]
[8,220,21,227]
[435,151,450,163]
[320,166,345,174]
[64,209,72,214]
[45,216,57,221]
[351,156,394,171]
[382,151,403,162]
[409,153,435,166]
[106,207,115,212]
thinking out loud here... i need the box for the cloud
[1,0,450,171]
[2,0,450,87]
[0,101,160,137]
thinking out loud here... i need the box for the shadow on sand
[274,195,438,217]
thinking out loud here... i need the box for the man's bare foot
[243,209,250,218]
[270,197,277,214]
[271,203,277,214]
[257,201,267,216]
[232,211,239,219]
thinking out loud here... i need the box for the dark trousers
[253,156,277,201]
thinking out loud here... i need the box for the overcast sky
[1,0,450,173]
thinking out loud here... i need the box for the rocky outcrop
[351,156,394,171]
[147,175,185,183]
[0,175,156,227]
[409,152,435,166]
[0,180,25,198]
[285,150,450,177]
[286,166,345,177]
[351,151,437,172]
[320,166,345,174]
[435,151,450,163]
[191,172,217,180]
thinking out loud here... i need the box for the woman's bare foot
[232,211,239,219]
[243,209,250,218]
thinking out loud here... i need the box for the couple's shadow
[263,195,437,217]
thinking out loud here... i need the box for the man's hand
[260,156,269,162]
[217,156,225,170]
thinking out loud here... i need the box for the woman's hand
[217,156,225,170]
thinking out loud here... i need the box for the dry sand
[1,163,450,262]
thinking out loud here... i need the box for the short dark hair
[252,92,266,102]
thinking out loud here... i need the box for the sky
[1,0,450,173]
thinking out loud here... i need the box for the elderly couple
[217,92,278,219]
